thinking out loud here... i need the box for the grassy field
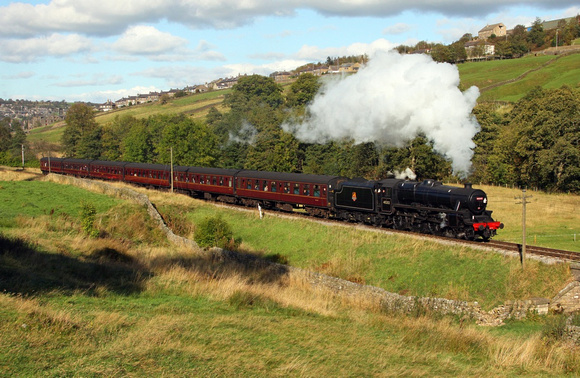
[458,53,580,102]
[1,169,579,375]
[482,185,580,251]
[156,195,571,310]
[94,90,230,125]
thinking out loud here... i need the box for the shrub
[542,315,568,342]
[194,214,240,249]
[80,201,99,238]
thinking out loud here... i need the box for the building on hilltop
[478,23,506,40]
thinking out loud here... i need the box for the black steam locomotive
[40,157,502,240]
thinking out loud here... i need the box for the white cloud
[52,74,124,88]
[1,0,576,38]
[2,71,36,79]
[383,23,413,35]
[112,25,188,55]
[0,33,94,63]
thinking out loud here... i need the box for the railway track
[477,240,580,263]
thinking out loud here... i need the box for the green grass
[179,201,570,310]
[0,181,120,226]
[26,123,65,145]
[0,286,530,376]
[479,54,580,102]
[1,175,579,375]
[95,90,230,125]
[458,55,555,91]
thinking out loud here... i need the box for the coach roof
[236,170,343,184]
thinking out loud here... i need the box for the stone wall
[551,281,580,314]
[45,174,198,250]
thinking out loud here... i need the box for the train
[40,157,503,241]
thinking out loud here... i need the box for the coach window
[314,185,320,197]
[247,179,253,189]
[303,184,310,196]
[219,177,224,186]
[322,186,327,197]
[284,183,290,193]
[271,182,277,192]
[293,183,300,195]
[212,177,217,185]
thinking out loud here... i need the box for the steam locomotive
[40,157,503,240]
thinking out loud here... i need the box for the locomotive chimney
[464,183,472,189]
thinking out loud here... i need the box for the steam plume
[283,51,480,176]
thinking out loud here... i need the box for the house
[464,40,495,60]
[478,23,506,40]
[339,63,361,73]
[270,71,292,82]
[99,100,115,112]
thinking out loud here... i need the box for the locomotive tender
[40,157,502,240]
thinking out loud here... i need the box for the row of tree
[59,73,579,193]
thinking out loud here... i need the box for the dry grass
[3,169,580,375]
[0,166,42,181]
[481,184,580,250]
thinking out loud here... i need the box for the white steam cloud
[283,51,480,176]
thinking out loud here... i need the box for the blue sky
[0,0,578,103]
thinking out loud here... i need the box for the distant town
[2,15,578,131]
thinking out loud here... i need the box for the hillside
[458,53,580,102]
[1,168,579,375]
[25,52,580,150]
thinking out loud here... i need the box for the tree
[382,135,452,181]
[430,44,453,63]
[470,103,509,184]
[244,126,300,172]
[155,114,219,167]
[205,107,223,127]
[286,73,321,108]
[159,94,170,105]
[61,103,101,158]
[122,121,155,163]
[224,74,284,113]
[527,18,546,49]
[496,86,580,192]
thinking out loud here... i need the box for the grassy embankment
[2,169,580,375]
[1,169,579,375]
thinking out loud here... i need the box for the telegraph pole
[515,188,532,269]
[21,144,25,170]
[170,147,174,193]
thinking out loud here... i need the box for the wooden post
[515,188,532,270]
[170,147,174,193]
[522,189,527,269]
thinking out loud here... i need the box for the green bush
[80,201,99,238]
[194,214,240,249]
